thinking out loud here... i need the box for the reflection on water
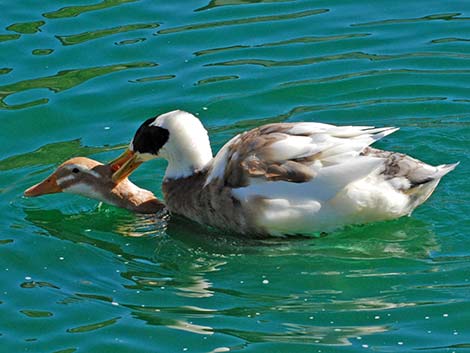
[0,62,157,110]
[32,49,54,56]
[66,317,121,333]
[256,218,439,260]
[352,12,467,27]
[15,202,460,348]
[280,68,470,87]
[129,304,214,335]
[43,0,138,19]
[56,23,159,46]
[218,324,388,346]
[206,51,470,68]
[157,9,328,35]
[0,34,20,43]
[0,139,121,171]
[195,0,294,12]
[20,310,53,318]
[6,21,45,34]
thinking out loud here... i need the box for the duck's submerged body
[114,110,457,237]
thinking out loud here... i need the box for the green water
[1,0,469,352]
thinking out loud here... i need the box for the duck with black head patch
[110,110,458,237]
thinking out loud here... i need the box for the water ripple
[0,62,157,110]
[6,21,45,34]
[0,139,119,171]
[193,33,371,57]
[195,0,294,12]
[205,51,470,67]
[157,9,328,35]
[43,0,137,19]
[196,75,239,86]
[32,49,54,56]
[20,310,53,318]
[194,45,250,57]
[115,37,146,46]
[281,68,470,87]
[66,316,121,333]
[352,12,467,27]
[129,74,176,83]
[0,34,20,43]
[217,324,389,345]
[56,23,159,46]
[430,37,470,44]
[255,33,371,47]
[0,68,13,75]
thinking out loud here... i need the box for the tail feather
[406,161,458,215]
[435,162,459,178]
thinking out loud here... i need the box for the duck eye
[72,168,80,174]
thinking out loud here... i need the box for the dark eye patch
[72,168,80,173]
[132,118,169,155]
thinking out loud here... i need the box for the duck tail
[406,161,459,214]
[435,162,460,178]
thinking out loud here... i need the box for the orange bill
[24,173,62,197]
[110,149,143,183]
[109,149,135,172]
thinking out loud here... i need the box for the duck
[24,157,164,214]
[116,110,458,236]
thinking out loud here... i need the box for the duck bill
[24,173,62,197]
[109,149,135,172]
[111,150,143,183]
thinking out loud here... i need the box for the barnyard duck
[114,110,456,236]
[24,157,164,213]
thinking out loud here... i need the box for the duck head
[24,157,163,213]
[111,110,213,182]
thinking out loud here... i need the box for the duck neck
[162,133,213,180]
[107,180,165,214]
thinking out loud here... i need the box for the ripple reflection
[56,23,159,46]
[43,0,138,19]
[158,9,328,35]
[0,62,157,110]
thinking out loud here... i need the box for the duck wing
[206,122,398,199]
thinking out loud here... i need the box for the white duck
[111,110,457,236]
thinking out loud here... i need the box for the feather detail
[206,122,398,189]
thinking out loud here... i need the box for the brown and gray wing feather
[221,123,317,188]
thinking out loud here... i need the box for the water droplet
[262,279,269,284]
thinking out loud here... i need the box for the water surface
[1,0,469,352]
